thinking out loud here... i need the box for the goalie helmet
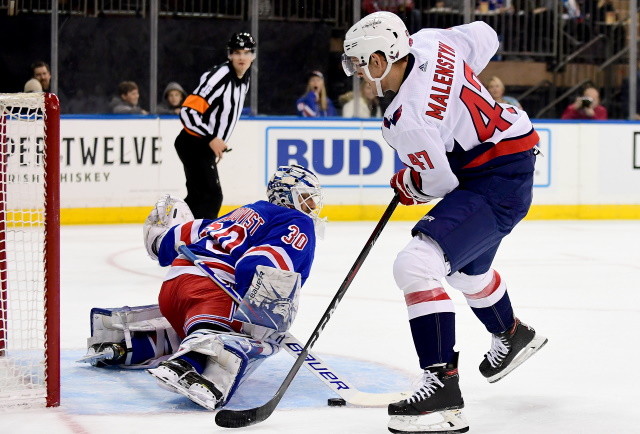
[267,165,323,222]
[342,11,411,97]
[227,32,256,54]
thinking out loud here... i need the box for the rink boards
[12,115,639,223]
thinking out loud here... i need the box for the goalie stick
[215,194,400,428]
[175,241,410,407]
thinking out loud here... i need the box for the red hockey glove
[390,168,433,206]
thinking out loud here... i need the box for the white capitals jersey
[381,21,539,198]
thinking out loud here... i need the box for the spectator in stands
[561,84,608,120]
[157,82,187,115]
[486,76,522,109]
[296,70,337,117]
[362,0,422,34]
[30,61,51,92]
[24,78,43,93]
[110,81,148,114]
[339,81,381,118]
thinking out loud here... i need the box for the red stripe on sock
[405,287,450,306]
[464,270,502,300]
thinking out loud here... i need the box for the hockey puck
[327,398,347,407]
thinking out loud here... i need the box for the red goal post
[0,93,60,408]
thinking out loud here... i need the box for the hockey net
[0,93,60,408]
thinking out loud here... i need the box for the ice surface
[1,220,639,433]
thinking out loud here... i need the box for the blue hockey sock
[409,312,456,368]
[470,291,515,334]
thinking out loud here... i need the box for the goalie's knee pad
[172,329,279,406]
[393,234,449,293]
[144,194,194,260]
[85,305,180,367]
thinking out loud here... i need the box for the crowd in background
[16,0,639,120]
[26,58,634,120]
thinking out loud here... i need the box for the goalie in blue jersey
[80,165,324,410]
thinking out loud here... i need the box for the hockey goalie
[80,164,324,410]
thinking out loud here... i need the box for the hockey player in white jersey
[343,12,548,433]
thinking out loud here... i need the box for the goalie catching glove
[390,168,434,206]
[143,194,194,260]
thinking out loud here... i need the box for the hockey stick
[215,193,400,428]
[175,242,243,302]
[278,333,410,407]
[176,240,409,407]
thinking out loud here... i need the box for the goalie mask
[267,164,324,224]
[342,11,411,97]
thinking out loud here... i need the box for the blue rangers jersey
[156,200,316,298]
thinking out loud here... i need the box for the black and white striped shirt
[180,61,250,141]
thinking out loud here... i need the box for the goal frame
[0,92,60,407]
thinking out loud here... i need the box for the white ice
[1,219,640,433]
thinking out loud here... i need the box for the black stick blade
[215,404,273,428]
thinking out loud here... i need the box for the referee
[176,32,256,219]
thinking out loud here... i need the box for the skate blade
[148,366,182,394]
[487,334,548,384]
[76,350,111,364]
[388,409,469,433]
[147,368,219,410]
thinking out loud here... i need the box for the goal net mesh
[0,93,50,407]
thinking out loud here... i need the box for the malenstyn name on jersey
[426,41,456,121]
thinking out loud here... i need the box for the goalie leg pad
[164,330,279,407]
[233,265,301,340]
[83,305,180,368]
[144,194,194,260]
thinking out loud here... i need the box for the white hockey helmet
[267,164,324,222]
[342,11,411,97]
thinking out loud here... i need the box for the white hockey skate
[148,359,223,410]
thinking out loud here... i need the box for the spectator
[296,70,337,117]
[30,61,51,92]
[363,0,422,33]
[340,81,381,118]
[486,76,522,109]
[24,78,43,93]
[110,81,149,114]
[561,84,608,120]
[176,32,256,219]
[157,82,187,115]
